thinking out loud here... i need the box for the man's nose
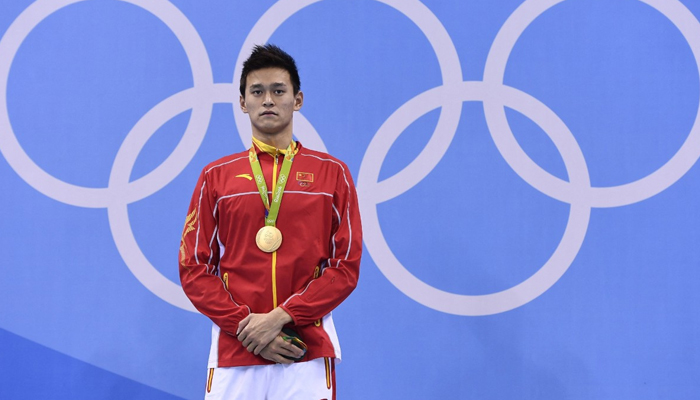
[263,92,273,106]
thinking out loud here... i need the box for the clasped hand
[236,308,302,363]
[260,335,305,364]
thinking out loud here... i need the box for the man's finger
[236,327,248,341]
[276,346,294,357]
[279,343,303,358]
[241,334,254,347]
[236,315,251,335]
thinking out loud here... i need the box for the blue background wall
[2,0,700,398]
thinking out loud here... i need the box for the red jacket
[179,141,362,367]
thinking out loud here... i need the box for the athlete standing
[179,44,362,399]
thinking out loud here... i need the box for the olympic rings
[357,0,700,315]
[2,0,699,315]
[359,81,592,315]
[483,0,700,208]
[0,0,214,208]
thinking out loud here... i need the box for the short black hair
[239,44,301,97]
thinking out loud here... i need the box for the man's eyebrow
[247,82,288,91]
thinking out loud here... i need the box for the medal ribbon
[249,142,295,227]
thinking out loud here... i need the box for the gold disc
[256,226,282,253]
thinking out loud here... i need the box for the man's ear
[294,91,304,111]
[240,95,248,113]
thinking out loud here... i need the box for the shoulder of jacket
[202,150,250,175]
[298,147,349,171]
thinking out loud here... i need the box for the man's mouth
[261,111,276,116]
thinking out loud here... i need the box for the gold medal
[256,226,283,253]
[249,141,295,254]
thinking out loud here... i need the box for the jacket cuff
[279,304,298,326]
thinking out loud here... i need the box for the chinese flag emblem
[296,172,314,182]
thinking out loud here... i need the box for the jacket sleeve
[280,163,362,325]
[179,168,250,336]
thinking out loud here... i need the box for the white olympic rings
[358,0,700,315]
[1,0,699,316]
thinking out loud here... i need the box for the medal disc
[256,226,283,253]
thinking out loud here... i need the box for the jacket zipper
[271,153,279,308]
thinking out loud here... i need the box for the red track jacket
[179,141,362,367]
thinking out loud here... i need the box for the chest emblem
[235,173,253,181]
[296,172,314,187]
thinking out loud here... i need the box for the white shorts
[204,357,336,400]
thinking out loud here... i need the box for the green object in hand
[281,327,307,362]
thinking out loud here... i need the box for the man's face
[240,67,303,138]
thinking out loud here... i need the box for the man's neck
[252,131,293,150]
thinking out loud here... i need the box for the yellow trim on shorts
[206,368,214,393]
[324,357,332,389]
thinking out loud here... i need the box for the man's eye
[275,90,285,95]
[251,90,262,95]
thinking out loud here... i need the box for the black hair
[239,44,301,97]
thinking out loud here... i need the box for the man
[179,44,362,399]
